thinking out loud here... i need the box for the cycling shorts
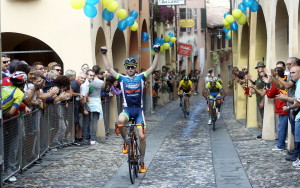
[121,107,146,129]
[209,92,222,101]
[178,89,191,97]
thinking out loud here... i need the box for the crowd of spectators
[1,54,123,147]
[232,57,300,168]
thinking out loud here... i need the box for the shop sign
[158,0,186,5]
[179,19,195,28]
[178,43,192,56]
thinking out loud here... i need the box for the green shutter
[201,8,207,29]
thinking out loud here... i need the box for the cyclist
[204,77,226,124]
[100,45,160,173]
[177,76,193,115]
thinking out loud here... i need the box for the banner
[178,43,192,56]
[179,19,195,28]
[158,0,186,5]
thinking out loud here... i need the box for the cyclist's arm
[145,45,160,76]
[177,81,183,91]
[220,89,226,99]
[100,46,118,78]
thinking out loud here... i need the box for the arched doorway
[95,27,106,70]
[240,24,249,68]
[2,32,63,68]
[275,0,289,62]
[112,30,126,74]
[140,20,150,72]
[256,6,267,64]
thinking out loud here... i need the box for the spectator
[2,54,11,78]
[71,72,86,145]
[65,69,77,82]
[52,64,63,75]
[81,69,94,143]
[2,71,27,118]
[32,62,45,75]
[101,81,113,98]
[47,62,58,72]
[86,65,106,145]
[110,80,122,96]
[81,64,89,74]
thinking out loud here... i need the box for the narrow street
[5,95,300,188]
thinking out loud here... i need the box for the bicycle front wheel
[128,142,135,184]
[134,139,140,177]
[182,99,187,118]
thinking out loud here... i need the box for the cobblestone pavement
[222,97,300,188]
[5,95,300,188]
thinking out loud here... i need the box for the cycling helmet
[10,71,27,83]
[183,76,189,81]
[124,58,137,67]
[213,77,218,82]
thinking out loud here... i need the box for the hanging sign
[158,0,186,5]
[178,43,192,56]
[179,19,195,28]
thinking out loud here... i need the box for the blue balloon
[243,0,254,8]
[238,3,246,12]
[86,0,99,6]
[222,27,230,33]
[155,38,160,44]
[168,41,173,47]
[84,5,97,18]
[129,10,138,19]
[225,35,231,40]
[159,38,164,45]
[102,8,114,21]
[230,22,238,31]
[250,1,259,12]
[168,32,174,37]
[125,16,135,26]
[142,32,149,41]
[118,20,128,31]
[224,12,230,18]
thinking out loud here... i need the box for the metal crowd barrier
[102,98,110,133]
[116,95,123,114]
[0,116,3,188]
[2,100,74,182]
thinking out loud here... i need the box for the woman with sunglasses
[100,45,160,173]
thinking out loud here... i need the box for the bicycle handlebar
[115,123,145,136]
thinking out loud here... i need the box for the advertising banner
[158,0,186,5]
[178,43,192,56]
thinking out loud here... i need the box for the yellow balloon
[225,15,235,24]
[163,43,170,50]
[160,45,165,52]
[117,9,128,20]
[225,25,230,29]
[102,0,113,8]
[164,35,170,42]
[151,50,155,56]
[227,31,232,38]
[130,22,138,31]
[71,0,86,9]
[232,9,243,19]
[237,14,247,25]
[107,1,119,12]
[170,37,176,43]
[223,19,230,26]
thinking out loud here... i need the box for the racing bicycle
[115,119,144,184]
[182,92,188,118]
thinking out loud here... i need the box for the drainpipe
[0,0,4,186]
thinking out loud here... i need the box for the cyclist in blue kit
[101,45,160,173]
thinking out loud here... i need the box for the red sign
[177,43,192,56]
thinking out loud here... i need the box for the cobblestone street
[4,95,300,188]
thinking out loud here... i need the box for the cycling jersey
[2,86,24,114]
[117,73,147,108]
[205,82,223,92]
[179,80,193,91]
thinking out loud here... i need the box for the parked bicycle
[115,119,145,184]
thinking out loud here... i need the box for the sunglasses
[126,66,136,70]
[3,61,9,64]
[55,69,62,72]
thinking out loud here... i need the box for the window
[211,36,215,51]
[217,37,221,50]
[194,9,198,31]
[180,8,186,32]
[186,8,192,32]
[222,32,225,49]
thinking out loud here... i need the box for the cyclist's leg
[118,109,130,142]
[216,93,222,110]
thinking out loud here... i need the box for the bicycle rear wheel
[212,108,217,131]
[128,142,135,184]
[182,99,187,118]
